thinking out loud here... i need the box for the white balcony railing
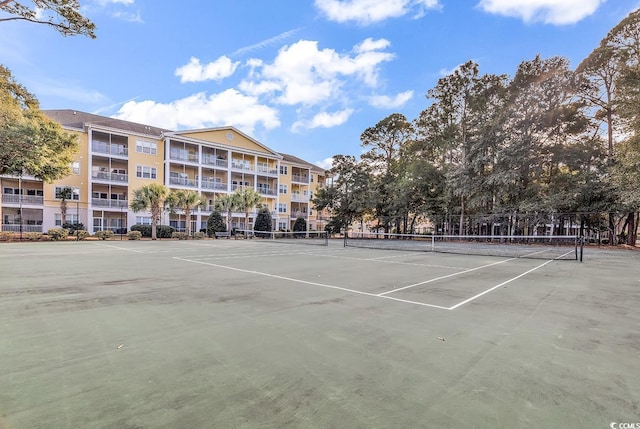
[92,199,128,208]
[92,142,128,157]
[201,181,227,191]
[1,224,43,232]
[291,194,310,202]
[1,194,44,205]
[92,172,128,183]
[169,177,198,188]
[291,174,310,184]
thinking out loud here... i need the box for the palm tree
[56,186,74,227]
[130,183,168,240]
[215,193,238,238]
[167,189,205,237]
[234,187,263,235]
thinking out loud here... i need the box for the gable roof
[280,152,325,174]
[165,126,281,157]
[43,109,170,137]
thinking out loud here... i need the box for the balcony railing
[2,224,43,232]
[291,194,310,202]
[257,188,277,196]
[92,198,128,208]
[201,181,227,191]
[292,174,310,184]
[256,166,278,175]
[92,172,128,183]
[169,177,198,187]
[203,157,228,167]
[231,162,254,172]
[92,142,128,157]
[2,194,44,205]
[170,153,199,163]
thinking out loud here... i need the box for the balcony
[169,153,199,163]
[292,174,310,184]
[231,162,254,172]
[92,172,128,183]
[1,224,43,233]
[92,199,128,208]
[257,188,277,196]
[2,194,44,205]
[256,166,278,176]
[92,142,128,157]
[291,194,310,202]
[203,156,228,168]
[169,177,198,188]
[201,180,228,191]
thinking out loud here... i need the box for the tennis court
[1,238,639,428]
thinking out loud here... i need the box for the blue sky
[1,0,639,168]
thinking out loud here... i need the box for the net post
[344,230,347,247]
[579,236,584,262]
[431,234,435,252]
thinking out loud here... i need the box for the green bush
[48,228,69,241]
[254,207,272,238]
[192,231,206,240]
[131,224,175,238]
[74,230,89,240]
[95,230,114,240]
[293,217,307,237]
[26,232,42,241]
[127,230,142,240]
[206,211,226,237]
[0,231,14,241]
[62,222,85,234]
[172,232,189,240]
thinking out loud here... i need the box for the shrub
[131,224,175,238]
[254,207,272,238]
[127,230,142,240]
[48,228,69,241]
[192,231,206,240]
[293,217,307,237]
[206,211,226,237]
[95,230,114,240]
[0,231,14,241]
[172,232,188,240]
[62,222,85,234]
[26,232,42,241]
[74,230,90,240]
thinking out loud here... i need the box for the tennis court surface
[1,239,639,428]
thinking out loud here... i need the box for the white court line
[173,257,451,310]
[96,243,144,253]
[448,259,554,310]
[377,257,517,296]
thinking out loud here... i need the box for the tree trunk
[61,200,67,226]
[608,212,616,246]
[459,197,465,236]
[627,212,636,246]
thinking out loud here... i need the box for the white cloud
[242,38,394,106]
[93,0,135,5]
[112,9,143,23]
[316,157,335,170]
[477,0,604,25]
[292,109,354,132]
[368,90,414,108]
[232,29,301,57]
[315,0,440,25]
[114,89,280,134]
[175,56,240,83]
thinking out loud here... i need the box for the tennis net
[235,230,329,246]
[344,232,583,260]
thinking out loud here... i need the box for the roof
[280,152,325,174]
[43,109,170,137]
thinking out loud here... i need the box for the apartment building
[0,110,328,235]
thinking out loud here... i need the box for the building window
[136,140,157,155]
[279,165,288,175]
[279,184,287,194]
[55,214,79,226]
[136,216,153,225]
[278,203,287,213]
[72,161,80,175]
[136,165,157,179]
[54,187,80,200]
[310,174,314,183]
[278,222,287,231]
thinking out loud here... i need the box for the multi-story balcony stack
[0,110,326,236]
